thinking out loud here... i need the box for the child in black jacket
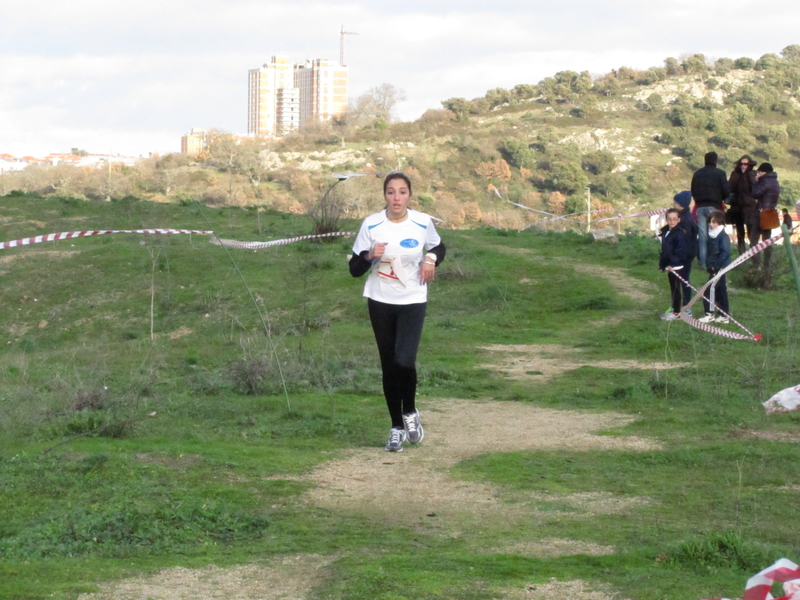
[698,211,732,324]
[659,208,690,321]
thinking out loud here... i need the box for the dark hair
[704,151,718,166]
[665,207,680,218]
[383,172,412,196]
[709,210,726,225]
[757,162,774,173]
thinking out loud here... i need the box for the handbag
[760,208,780,230]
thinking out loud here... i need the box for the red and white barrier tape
[0,229,214,250]
[701,557,800,600]
[596,207,668,223]
[211,231,354,250]
[669,269,760,341]
[537,207,614,224]
[667,218,800,340]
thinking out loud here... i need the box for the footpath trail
[80,396,670,600]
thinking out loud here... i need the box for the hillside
[3,46,800,230]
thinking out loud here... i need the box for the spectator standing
[672,190,698,312]
[659,208,690,321]
[698,211,732,324]
[691,152,730,268]
[752,163,781,267]
[727,155,758,255]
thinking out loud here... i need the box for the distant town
[2,49,350,169]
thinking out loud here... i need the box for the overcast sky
[2,0,800,157]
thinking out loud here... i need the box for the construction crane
[339,25,358,67]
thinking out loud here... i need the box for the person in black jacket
[659,208,690,321]
[751,163,781,267]
[672,190,698,311]
[697,211,732,324]
[691,152,730,268]
[727,155,757,255]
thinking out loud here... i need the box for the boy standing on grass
[698,211,732,324]
[659,208,690,321]
[672,190,698,313]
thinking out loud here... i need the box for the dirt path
[81,395,658,600]
[304,398,658,528]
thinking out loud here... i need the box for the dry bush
[456,180,477,193]
[434,191,466,228]
[547,191,566,214]
[463,201,483,222]
[476,159,512,181]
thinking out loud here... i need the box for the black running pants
[367,299,426,429]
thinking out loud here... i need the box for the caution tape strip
[211,231,354,250]
[596,207,668,223]
[669,269,759,341]
[536,207,614,224]
[701,557,800,600]
[0,229,215,250]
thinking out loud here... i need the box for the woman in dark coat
[727,155,757,254]
[751,162,781,266]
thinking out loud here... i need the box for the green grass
[1,193,800,599]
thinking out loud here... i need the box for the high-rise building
[247,56,298,137]
[293,59,348,128]
[247,55,348,137]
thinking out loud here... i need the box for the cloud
[1,0,800,156]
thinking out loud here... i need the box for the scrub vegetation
[1,193,799,599]
[3,46,800,231]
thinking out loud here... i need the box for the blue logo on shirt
[400,238,419,248]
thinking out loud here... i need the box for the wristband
[425,252,437,263]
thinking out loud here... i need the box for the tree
[682,54,709,75]
[755,53,782,71]
[348,83,407,128]
[581,150,616,176]
[714,57,734,76]
[734,57,755,70]
[664,57,682,76]
[441,97,472,121]
[782,45,800,60]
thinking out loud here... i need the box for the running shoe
[715,316,730,324]
[403,409,424,444]
[662,312,680,321]
[698,314,716,323]
[385,428,407,452]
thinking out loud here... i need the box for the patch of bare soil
[742,430,800,443]
[77,554,333,600]
[482,243,657,303]
[489,538,615,558]
[570,262,656,303]
[303,398,658,529]
[168,326,193,340]
[479,344,689,382]
[0,250,81,263]
[502,578,621,600]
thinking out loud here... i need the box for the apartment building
[247,56,298,137]
[247,56,348,137]
[293,59,348,127]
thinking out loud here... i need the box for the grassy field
[1,193,799,600]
